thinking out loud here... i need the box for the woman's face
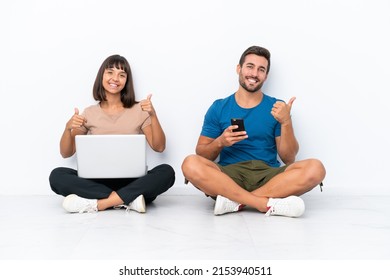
[102,67,127,95]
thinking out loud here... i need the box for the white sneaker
[126,195,146,213]
[265,196,305,217]
[114,195,146,213]
[62,194,98,213]
[214,195,244,215]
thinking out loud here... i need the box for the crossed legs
[181,155,326,213]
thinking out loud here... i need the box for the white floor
[0,190,390,260]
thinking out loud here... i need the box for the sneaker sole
[62,194,79,213]
[214,195,225,215]
[131,195,146,213]
[137,195,146,213]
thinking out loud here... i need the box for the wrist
[281,117,292,126]
[214,137,222,148]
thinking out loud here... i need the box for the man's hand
[271,97,295,124]
[218,125,248,147]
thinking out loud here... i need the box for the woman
[49,55,175,214]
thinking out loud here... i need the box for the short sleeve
[200,100,223,139]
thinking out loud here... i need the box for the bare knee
[181,154,202,180]
[305,158,326,186]
[182,154,220,184]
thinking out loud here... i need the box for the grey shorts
[218,160,288,192]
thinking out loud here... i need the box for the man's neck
[235,89,263,109]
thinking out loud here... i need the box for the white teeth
[248,79,257,83]
[109,83,118,87]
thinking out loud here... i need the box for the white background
[1,0,389,195]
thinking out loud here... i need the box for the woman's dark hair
[92,54,137,108]
[239,46,271,74]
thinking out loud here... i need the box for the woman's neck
[100,97,124,114]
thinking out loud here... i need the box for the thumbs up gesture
[66,108,87,131]
[140,94,156,116]
[271,97,295,124]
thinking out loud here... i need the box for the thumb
[74,108,79,115]
[147,94,152,101]
[288,97,296,107]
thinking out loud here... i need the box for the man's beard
[239,76,263,93]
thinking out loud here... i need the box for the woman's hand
[66,108,87,130]
[140,94,156,116]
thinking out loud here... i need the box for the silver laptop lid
[75,134,147,178]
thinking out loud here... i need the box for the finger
[273,101,282,107]
[75,110,87,123]
[288,97,296,107]
[74,116,83,124]
[270,111,278,120]
[147,94,152,101]
[227,125,238,132]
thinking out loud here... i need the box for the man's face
[237,54,268,93]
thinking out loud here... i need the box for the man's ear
[236,64,241,74]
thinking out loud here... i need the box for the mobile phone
[231,118,245,132]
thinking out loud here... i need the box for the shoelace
[113,204,132,212]
[264,199,284,217]
[79,204,97,214]
[264,199,294,217]
[225,200,240,211]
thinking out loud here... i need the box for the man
[181,46,326,217]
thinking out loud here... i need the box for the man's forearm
[196,137,224,161]
[278,121,299,164]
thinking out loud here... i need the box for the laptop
[75,134,147,178]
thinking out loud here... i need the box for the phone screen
[231,118,245,132]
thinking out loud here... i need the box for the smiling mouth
[247,77,259,83]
